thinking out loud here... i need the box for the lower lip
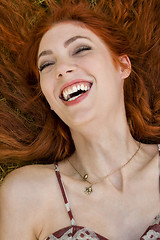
[61,88,91,106]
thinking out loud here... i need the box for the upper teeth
[62,83,91,101]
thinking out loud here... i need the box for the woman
[0,0,159,239]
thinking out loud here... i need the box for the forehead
[38,22,104,52]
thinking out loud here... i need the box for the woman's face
[38,22,129,128]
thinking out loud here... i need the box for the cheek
[85,53,111,75]
[40,75,54,93]
[40,78,54,104]
[40,80,48,98]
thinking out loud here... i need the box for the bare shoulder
[139,143,159,165]
[0,164,57,240]
[141,143,159,156]
[0,164,56,202]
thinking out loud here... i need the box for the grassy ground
[0,163,20,184]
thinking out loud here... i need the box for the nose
[58,69,74,78]
[56,60,76,79]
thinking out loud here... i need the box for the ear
[119,55,131,80]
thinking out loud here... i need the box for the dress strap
[54,163,76,226]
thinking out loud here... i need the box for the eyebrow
[38,50,53,60]
[64,35,91,47]
[38,35,91,60]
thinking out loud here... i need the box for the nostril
[57,69,74,78]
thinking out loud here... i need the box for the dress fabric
[44,145,160,240]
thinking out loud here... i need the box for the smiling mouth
[60,82,92,102]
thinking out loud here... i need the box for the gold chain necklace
[68,142,141,194]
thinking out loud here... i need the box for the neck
[69,116,139,181]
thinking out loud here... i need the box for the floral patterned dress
[44,146,160,240]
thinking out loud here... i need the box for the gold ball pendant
[83,174,88,180]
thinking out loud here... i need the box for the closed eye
[73,46,92,55]
[38,62,55,72]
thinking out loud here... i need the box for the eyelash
[73,45,91,55]
[38,62,55,72]
[38,46,91,72]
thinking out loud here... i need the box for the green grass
[0,163,23,184]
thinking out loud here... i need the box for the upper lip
[59,79,93,98]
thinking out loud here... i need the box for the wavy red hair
[0,0,160,166]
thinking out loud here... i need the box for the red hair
[0,0,160,166]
